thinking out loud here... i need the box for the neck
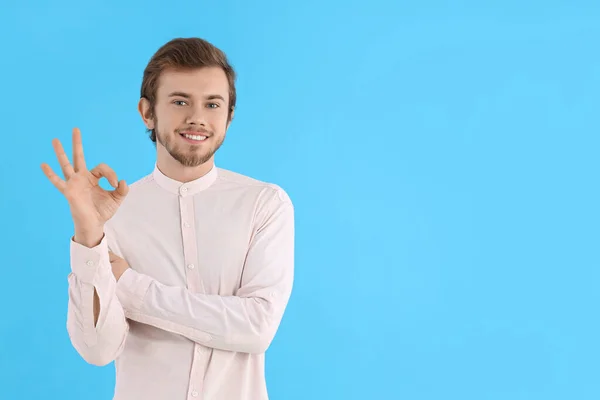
[156,147,215,183]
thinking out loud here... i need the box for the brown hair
[140,37,237,143]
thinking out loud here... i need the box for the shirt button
[86,260,94,266]
[191,390,198,397]
[184,222,190,228]
[187,264,195,270]
[181,186,188,193]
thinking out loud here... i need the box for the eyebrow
[167,92,226,102]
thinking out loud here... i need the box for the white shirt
[66,164,295,400]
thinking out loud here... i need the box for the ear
[138,97,155,130]
[226,107,235,130]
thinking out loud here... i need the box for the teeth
[183,134,207,141]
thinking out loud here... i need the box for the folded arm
[115,188,295,354]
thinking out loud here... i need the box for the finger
[110,180,129,200]
[72,127,88,172]
[52,138,75,179]
[90,163,119,187]
[40,163,67,193]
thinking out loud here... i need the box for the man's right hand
[41,127,129,248]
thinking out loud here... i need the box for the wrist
[74,227,105,248]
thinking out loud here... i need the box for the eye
[207,103,220,109]
[173,100,188,106]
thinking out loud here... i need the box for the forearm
[67,233,129,366]
[117,269,290,354]
[73,229,104,327]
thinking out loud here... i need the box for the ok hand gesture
[41,127,129,247]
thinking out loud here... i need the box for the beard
[155,126,225,168]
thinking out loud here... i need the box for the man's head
[138,38,236,168]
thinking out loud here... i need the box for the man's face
[143,67,232,167]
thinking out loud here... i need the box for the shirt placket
[179,185,206,400]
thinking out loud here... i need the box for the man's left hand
[109,251,130,281]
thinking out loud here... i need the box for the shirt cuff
[70,234,110,284]
[116,268,153,313]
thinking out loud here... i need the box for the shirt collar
[152,163,218,196]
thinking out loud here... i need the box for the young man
[41,37,295,400]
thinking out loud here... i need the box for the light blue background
[1,1,599,399]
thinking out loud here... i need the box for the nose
[185,104,207,126]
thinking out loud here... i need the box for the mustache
[177,127,211,135]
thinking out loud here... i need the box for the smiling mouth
[180,132,208,142]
